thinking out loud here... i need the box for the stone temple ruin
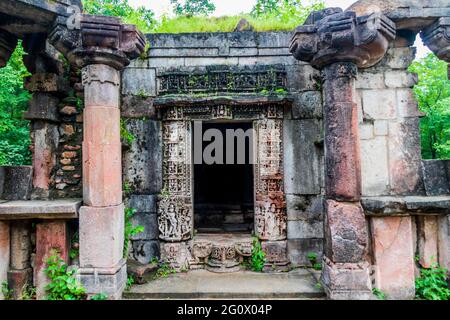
[0,0,449,300]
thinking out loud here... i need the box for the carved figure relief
[254,119,287,241]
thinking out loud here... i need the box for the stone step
[124,269,325,300]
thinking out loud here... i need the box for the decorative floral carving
[158,66,287,95]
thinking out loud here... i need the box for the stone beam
[421,17,450,78]
[49,14,145,299]
[290,8,395,300]
[347,0,450,32]
[0,0,82,36]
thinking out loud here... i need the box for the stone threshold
[0,198,82,220]
[362,196,450,216]
[123,268,324,300]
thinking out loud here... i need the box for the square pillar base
[77,259,127,300]
[321,257,373,300]
[7,268,32,299]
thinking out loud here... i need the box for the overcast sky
[129,0,429,58]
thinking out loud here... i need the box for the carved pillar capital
[422,17,450,78]
[48,14,146,70]
[290,8,396,69]
[0,30,18,68]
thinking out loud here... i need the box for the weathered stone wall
[357,45,423,197]
[357,44,450,299]
[121,31,325,265]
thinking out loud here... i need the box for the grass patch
[152,14,309,34]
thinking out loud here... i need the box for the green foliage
[125,275,135,291]
[0,42,32,166]
[152,262,177,280]
[307,252,322,270]
[1,281,13,300]
[250,237,266,272]
[45,252,86,300]
[171,0,216,17]
[409,54,450,159]
[81,0,323,33]
[372,288,386,300]
[82,0,156,33]
[120,118,135,145]
[90,293,108,300]
[415,262,450,300]
[154,11,318,33]
[124,207,145,258]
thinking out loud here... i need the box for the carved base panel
[160,241,191,271]
[262,240,290,272]
[190,234,252,273]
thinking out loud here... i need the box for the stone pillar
[78,64,126,298]
[49,15,145,299]
[0,29,17,300]
[7,221,32,299]
[22,35,68,199]
[290,9,395,299]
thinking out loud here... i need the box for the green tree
[82,0,156,32]
[409,54,450,159]
[170,0,216,17]
[0,42,32,165]
[251,0,324,21]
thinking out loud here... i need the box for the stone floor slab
[124,269,324,300]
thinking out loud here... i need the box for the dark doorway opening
[194,122,254,233]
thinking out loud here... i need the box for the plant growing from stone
[124,207,145,258]
[120,118,135,145]
[307,252,322,271]
[1,281,13,300]
[250,237,266,272]
[45,252,86,300]
[90,293,108,300]
[153,262,177,280]
[415,262,450,300]
[372,288,386,300]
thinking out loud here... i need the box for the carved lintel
[0,29,18,68]
[421,17,450,63]
[48,14,145,70]
[290,8,396,69]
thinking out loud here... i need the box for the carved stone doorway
[158,105,288,271]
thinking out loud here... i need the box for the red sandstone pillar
[49,15,145,299]
[290,9,395,299]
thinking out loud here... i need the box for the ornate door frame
[158,104,287,267]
